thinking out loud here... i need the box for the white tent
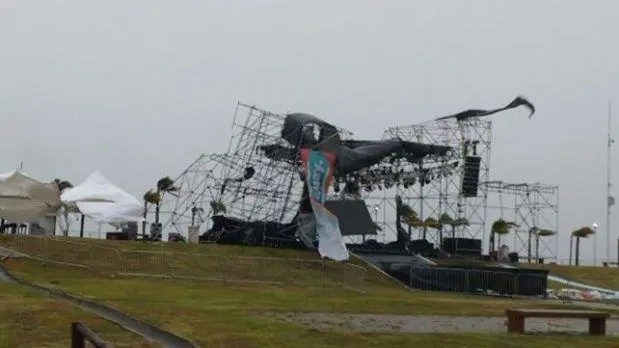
[0,171,62,223]
[0,171,16,183]
[61,171,144,224]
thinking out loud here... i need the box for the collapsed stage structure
[159,97,556,259]
[159,97,558,296]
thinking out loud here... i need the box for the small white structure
[498,244,511,263]
[188,226,200,244]
[0,170,143,236]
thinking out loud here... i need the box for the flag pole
[607,100,614,264]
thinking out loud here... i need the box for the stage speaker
[123,222,138,239]
[461,156,481,197]
[150,223,162,242]
[441,237,482,256]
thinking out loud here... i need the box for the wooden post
[575,237,581,266]
[506,313,525,333]
[589,317,607,335]
[569,235,573,266]
[71,322,85,348]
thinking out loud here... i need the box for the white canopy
[61,171,144,224]
[0,171,16,182]
[0,171,62,222]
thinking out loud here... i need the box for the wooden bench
[505,309,610,335]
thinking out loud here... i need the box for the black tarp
[278,96,535,174]
[336,139,451,175]
[281,113,341,153]
[202,215,304,248]
[258,138,453,175]
[324,199,377,236]
[435,96,535,121]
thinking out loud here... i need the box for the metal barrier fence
[71,322,108,348]
[406,266,549,297]
[0,235,366,290]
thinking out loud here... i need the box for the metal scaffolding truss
[162,102,498,252]
[482,180,559,261]
[158,153,227,234]
[373,118,493,247]
[161,103,355,237]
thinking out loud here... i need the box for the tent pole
[79,214,85,238]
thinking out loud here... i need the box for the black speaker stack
[461,156,481,197]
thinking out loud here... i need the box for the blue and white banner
[300,149,349,261]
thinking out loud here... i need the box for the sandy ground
[266,312,619,335]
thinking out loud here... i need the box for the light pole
[606,101,615,264]
[593,222,599,265]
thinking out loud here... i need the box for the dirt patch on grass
[266,312,619,335]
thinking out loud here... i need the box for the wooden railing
[71,322,109,348]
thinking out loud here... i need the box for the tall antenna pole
[607,100,615,264]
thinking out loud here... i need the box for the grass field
[0,235,366,289]
[528,263,619,290]
[5,258,619,347]
[0,281,152,348]
[3,236,619,347]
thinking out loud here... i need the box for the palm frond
[572,226,594,238]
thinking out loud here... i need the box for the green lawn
[4,258,619,347]
[528,263,619,290]
[3,236,619,347]
[0,282,151,348]
[0,235,365,289]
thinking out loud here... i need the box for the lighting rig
[333,159,460,195]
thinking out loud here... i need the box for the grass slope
[3,256,619,346]
[528,263,619,291]
[0,236,365,289]
[0,282,151,348]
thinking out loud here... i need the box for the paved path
[0,246,27,259]
[267,312,619,335]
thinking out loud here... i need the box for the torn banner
[299,149,349,261]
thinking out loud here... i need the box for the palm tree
[394,195,410,245]
[489,219,518,252]
[143,189,160,236]
[53,179,74,236]
[530,227,555,262]
[438,213,454,246]
[191,206,204,226]
[571,227,595,266]
[396,201,417,241]
[423,216,441,243]
[450,217,470,238]
[403,210,423,239]
[397,201,415,219]
[53,178,74,192]
[210,200,227,215]
[154,176,179,224]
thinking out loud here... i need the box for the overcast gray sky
[1,1,617,264]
